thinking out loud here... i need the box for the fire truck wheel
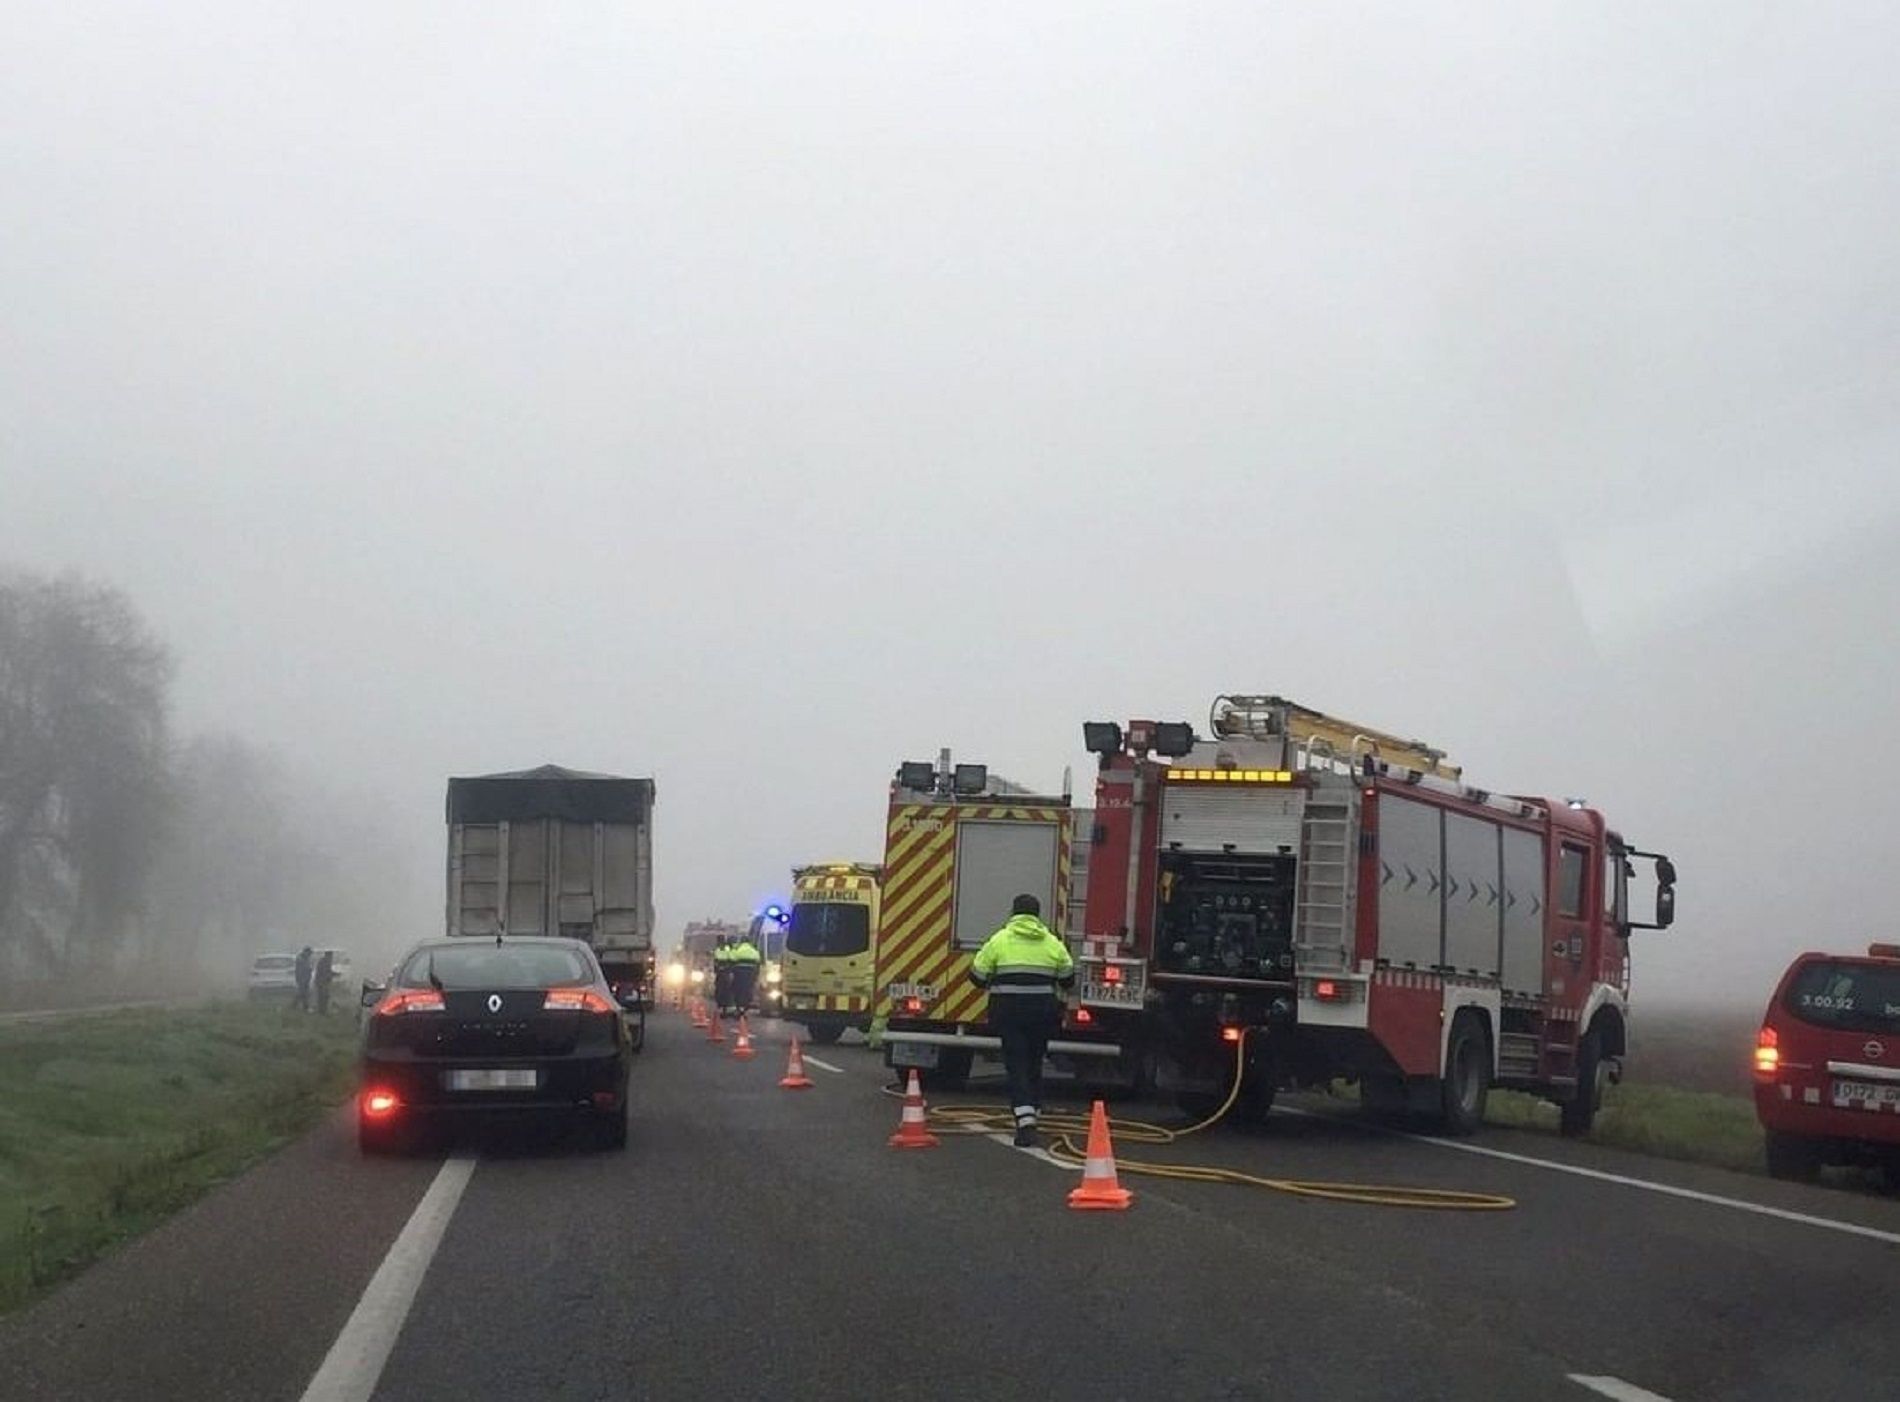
[920,1050,972,1092]
[1360,1076,1407,1122]
[804,1025,844,1046]
[1764,1130,1823,1183]
[1238,1077,1277,1126]
[1559,1029,1605,1137]
[1438,1016,1490,1136]
[1175,1090,1226,1121]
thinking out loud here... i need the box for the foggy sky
[5,5,1897,1000]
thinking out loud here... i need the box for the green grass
[1485,1083,1766,1174]
[0,1003,358,1314]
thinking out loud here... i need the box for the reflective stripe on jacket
[969,915,1075,997]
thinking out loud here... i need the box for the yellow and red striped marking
[872,803,1068,1027]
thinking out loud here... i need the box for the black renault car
[358,936,632,1153]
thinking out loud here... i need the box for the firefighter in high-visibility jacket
[712,938,734,1014]
[727,935,763,1014]
[970,894,1076,1146]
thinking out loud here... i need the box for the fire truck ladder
[1296,799,1356,966]
[1211,694,1462,782]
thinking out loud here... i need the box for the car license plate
[1831,1079,1900,1111]
[889,1042,940,1069]
[445,1068,539,1092]
[1079,980,1143,1008]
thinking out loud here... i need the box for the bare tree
[0,572,172,975]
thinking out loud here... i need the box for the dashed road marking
[801,1055,846,1074]
[1569,1374,1675,1401]
[985,1131,1073,1168]
[299,1154,477,1402]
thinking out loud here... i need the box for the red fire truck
[1073,695,1677,1134]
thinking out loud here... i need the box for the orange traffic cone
[887,1068,939,1149]
[731,1015,756,1061]
[690,998,708,1028]
[706,1007,726,1043]
[1067,1100,1133,1211]
[779,1037,814,1090]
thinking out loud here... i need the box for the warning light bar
[1168,768,1294,784]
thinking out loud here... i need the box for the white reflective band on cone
[1084,1157,1114,1176]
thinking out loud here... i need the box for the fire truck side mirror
[1654,878,1676,931]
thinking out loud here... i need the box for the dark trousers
[992,999,1056,1120]
[293,979,310,1012]
[315,978,331,1015]
[731,965,759,1012]
[713,966,731,1009]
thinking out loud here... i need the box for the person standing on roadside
[969,895,1075,1146]
[314,948,335,1015]
[726,931,763,1015]
[293,945,314,1013]
[712,936,733,1015]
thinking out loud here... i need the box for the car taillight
[1103,965,1124,985]
[903,997,924,1014]
[544,988,617,1014]
[1314,979,1346,1002]
[362,1089,400,1117]
[1221,1025,1242,1043]
[1754,1025,1780,1078]
[374,989,445,1016]
[1073,1007,1094,1026]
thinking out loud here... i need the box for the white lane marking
[1282,1108,1900,1249]
[1569,1375,1675,1401]
[299,1154,478,1402]
[984,1131,1074,1169]
[1420,1134,1900,1247]
[801,1055,846,1075]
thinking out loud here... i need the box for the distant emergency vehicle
[780,862,882,1044]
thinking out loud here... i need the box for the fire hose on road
[890,1031,1519,1212]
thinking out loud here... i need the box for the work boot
[1012,1124,1038,1148]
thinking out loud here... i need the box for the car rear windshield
[786,903,871,958]
[399,943,593,990]
[1785,960,1900,1035]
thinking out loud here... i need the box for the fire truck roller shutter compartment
[1500,825,1546,996]
[951,820,1061,950]
[1444,812,1503,980]
[1376,795,1444,969]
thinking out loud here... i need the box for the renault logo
[1866,1039,1887,1061]
[487,994,503,1013]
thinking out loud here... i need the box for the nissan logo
[487,994,503,1013]
[1865,1039,1887,1061]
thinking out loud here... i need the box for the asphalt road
[3,1012,1899,1402]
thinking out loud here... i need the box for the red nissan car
[1753,943,1900,1184]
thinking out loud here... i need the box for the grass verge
[1485,1082,1766,1174]
[0,1002,358,1315]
